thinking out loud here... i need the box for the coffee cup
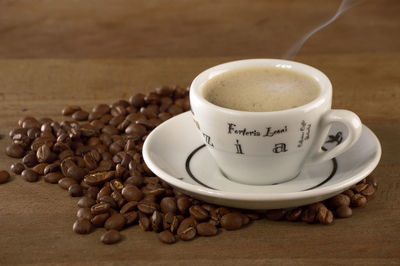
[189,59,362,185]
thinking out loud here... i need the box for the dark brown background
[0,0,399,265]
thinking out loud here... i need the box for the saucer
[143,112,381,209]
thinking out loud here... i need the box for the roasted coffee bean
[69,184,83,197]
[335,206,353,218]
[177,217,197,241]
[91,213,110,227]
[58,177,77,190]
[44,172,63,184]
[77,208,92,220]
[86,186,99,199]
[168,104,183,116]
[43,163,60,175]
[158,230,176,244]
[111,191,125,208]
[220,213,243,230]
[163,212,178,233]
[101,230,122,245]
[240,213,250,226]
[342,189,355,198]
[244,212,262,220]
[138,212,151,231]
[177,196,191,215]
[22,152,38,167]
[97,186,112,200]
[160,197,177,214]
[354,183,369,193]
[285,208,303,221]
[189,205,209,221]
[77,196,96,208]
[66,165,86,181]
[316,206,334,225]
[366,175,378,188]
[21,169,39,182]
[98,195,118,209]
[120,201,138,214]
[104,213,126,231]
[151,211,163,232]
[91,202,111,216]
[360,184,375,197]
[122,185,143,202]
[72,219,92,234]
[84,171,114,186]
[36,144,51,163]
[137,201,159,215]
[177,217,196,236]
[10,162,25,175]
[72,110,89,121]
[129,93,146,107]
[351,193,367,207]
[123,211,139,226]
[197,222,218,236]
[0,170,10,184]
[327,194,351,209]
[62,105,81,116]
[32,163,47,175]
[265,209,287,221]
[92,104,110,115]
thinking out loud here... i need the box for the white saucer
[143,112,381,209]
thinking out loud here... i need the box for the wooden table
[0,0,399,265]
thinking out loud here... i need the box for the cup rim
[190,59,332,116]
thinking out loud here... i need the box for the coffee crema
[203,66,321,112]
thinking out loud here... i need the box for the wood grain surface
[0,0,399,265]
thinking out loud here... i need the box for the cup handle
[308,109,362,163]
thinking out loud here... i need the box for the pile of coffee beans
[2,86,377,244]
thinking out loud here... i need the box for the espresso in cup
[203,66,321,112]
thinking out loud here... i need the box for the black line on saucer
[303,147,338,191]
[185,144,216,190]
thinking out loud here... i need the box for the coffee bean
[104,213,126,231]
[177,217,197,236]
[77,196,96,208]
[129,93,146,107]
[177,196,191,215]
[10,162,25,175]
[151,211,163,232]
[101,230,122,245]
[316,206,334,225]
[354,183,369,193]
[72,110,89,121]
[77,208,93,220]
[91,203,111,216]
[160,197,177,214]
[180,227,196,241]
[58,177,77,190]
[84,171,114,186]
[366,175,378,188]
[342,189,355,198]
[21,169,39,182]
[220,213,243,230]
[123,211,138,226]
[69,184,83,197]
[66,165,86,181]
[137,201,159,215]
[125,124,147,138]
[189,205,209,221]
[31,163,47,175]
[72,219,92,234]
[22,152,38,167]
[36,144,51,163]
[44,172,63,184]
[327,194,350,209]
[351,193,367,207]
[121,185,143,202]
[0,170,10,184]
[138,212,151,231]
[158,230,176,244]
[360,184,375,197]
[86,186,99,199]
[285,208,303,221]
[120,201,138,214]
[335,206,353,218]
[91,213,110,227]
[92,104,110,115]
[265,209,287,221]
[196,222,218,236]
[62,105,81,116]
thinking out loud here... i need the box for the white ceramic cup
[189,59,362,185]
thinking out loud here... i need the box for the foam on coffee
[203,66,321,112]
